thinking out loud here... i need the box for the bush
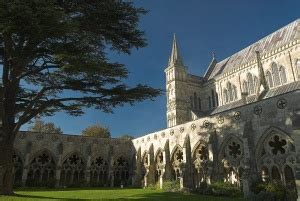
[146,183,160,190]
[162,180,180,192]
[250,181,287,201]
[208,181,241,197]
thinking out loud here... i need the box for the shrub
[209,181,241,197]
[250,181,287,201]
[162,180,180,192]
[146,183,160,190]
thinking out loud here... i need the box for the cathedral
[11,19,300,197]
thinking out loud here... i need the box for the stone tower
[165,34,189,128]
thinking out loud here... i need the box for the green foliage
[162,180,181,192]
[0,0,161,135]
[81,124,110,138]
[146,182,160,190]
[207,181,241,197]
[250,181,287,201]
[29,118,62,134]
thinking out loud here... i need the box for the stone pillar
[207,144,214,185]
[132,152,142,187]
[21,153,30,186]
[145,151,155,186]
[182,136,192,189]
[291,129,300,200]
[242,138,251,197]
[86,156,91,186]
[163,149,171,181]
[55,154,62,187]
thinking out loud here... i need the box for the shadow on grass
[15,187,137,192]
[12,190,244,201]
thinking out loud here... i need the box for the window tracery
[60,153,85,186]
[155,150,164,182]
[257,130,296,191]
[90,156,108,186]
[113,156,129,186]
[223,82,238,104]
[171,147,184,180]
[193,143,210,187]
[27,152,56,186]
[220,137,243,187]
[279,66,287,84]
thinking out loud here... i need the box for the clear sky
[22,0,300,138]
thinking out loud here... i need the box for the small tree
[29,119,62,134]
[82,124,111,138]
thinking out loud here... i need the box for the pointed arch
[255,126,294,159]
[266,70,273,88]
[26,149,56,186]
[247,73,254,94]
[242,80,248,94]
[255,126,296,186]
[296,59,300,79]
[279,66,287,84]
[170,144,183,160]
[29,148,57,164]
[154,148,164,163]
[60,152,86,186]
[218,134,243,160]
[218,134,244,186]
[191,140,208,157]
[271,62,281,86]
[90,155,109,186]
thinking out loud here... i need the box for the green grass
[0,187,247,201]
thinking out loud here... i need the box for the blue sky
[22,0,300,137]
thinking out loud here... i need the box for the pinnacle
[168,33,184,67]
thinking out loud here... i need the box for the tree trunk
[0,138,14,195]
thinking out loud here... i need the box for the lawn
[0,188,247,201]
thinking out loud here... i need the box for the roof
[207,19,300,80]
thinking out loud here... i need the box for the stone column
[21,153,30,186]
[86,156,91,186]
[207,143,214,185]
[182,136,192,189]
[242,138,251,197]
[55,154,62,187]
[146,152,156,186]
[132,152,142,187]
[163,149,172,181]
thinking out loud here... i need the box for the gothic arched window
[247,73,254,94]
[266,71,273,88]
[90,156,108,186]
[26,151,56,186]
[279,66,287,84]
[60,153,85,186]
[242,81,248,94]
[297,60,300,79]
[113,156,129,186]
[223,89,228,103]
[272,63,281,86]
[253,76,258,92]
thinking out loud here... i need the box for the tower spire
[168,33,184,66]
